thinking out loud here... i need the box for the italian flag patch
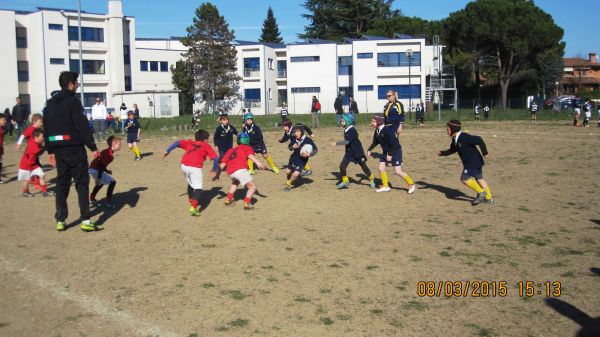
[49,135,71,142]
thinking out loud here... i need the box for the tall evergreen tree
[259,7,283,44]
[170,61,194,115]
[179,3,240,115]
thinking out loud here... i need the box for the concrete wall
[0,10,19,113]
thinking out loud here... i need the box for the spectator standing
[12,97,29,140]
[483,105,490,121]
[334,94,343,127]
[311,96,321,129]
[133,103,140,119]
[3,108,13,136]
[348,96,359,117]
[91,98,108,141]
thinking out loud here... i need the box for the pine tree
[259,7,283,44]
[179,3,241,115]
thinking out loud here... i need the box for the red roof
[564,58,600,67]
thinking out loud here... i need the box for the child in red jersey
[16,113,43,151]
[163,130,218,216]
[214,132,265,210]
[89,135,121,208]
[18,129,54,197]
[0,115,6,183]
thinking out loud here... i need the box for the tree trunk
[500,79,509,110]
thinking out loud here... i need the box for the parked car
[552,95,580,112]
[544,97,556,109]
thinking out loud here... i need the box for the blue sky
[3,0,598,57]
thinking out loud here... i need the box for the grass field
[0,120,599,337]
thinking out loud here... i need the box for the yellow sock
[403,175,414,186]
[465,178,484,193]
[286,180,292,187]
[484,186,492,200]
[247,159,254,171]
[369,174,374,182]
[304,163,311,171]
[380,172,389,187]
[266,155,277,169]
[342,176,349,184]
[134,146,141,157]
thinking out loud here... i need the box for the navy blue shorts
[127,133,138,144]
[385,122,401,132]
[287,156,307,173]
[252,142,267,154]
[460,166,483,180]
[380,148,402,166]
[343,153,367,164]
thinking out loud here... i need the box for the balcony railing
[244,99,261,108]
[278,70,286,78]
[244,68,260,78]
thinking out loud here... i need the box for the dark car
[552,96,581,112]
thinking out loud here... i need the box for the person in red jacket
[163,130,218,216]
[18,129,54,197]
[89,135,121,209]
[16,113,43,151]
[214,132,265,210]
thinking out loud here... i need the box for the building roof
[234,40,286,48]
[136,36,182,41]
[564,58,599,67]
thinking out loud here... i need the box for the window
[68,26,104,42]
[339,87,353,104]
[244,57,260,70]
[244,88,261,100]
[378,85,421,99]
[291,87,320,93]
[278,89,287,106]
[123,45,130,65]
[290,56,320,62]
[357,53,373,59]
[358,85,374,91]
[69,59,105,74]
[160,61,168,72]
[125,76,132,91]
[277,60,287,77]
[338,56,353,75]
[268,58,274,70]
[81,93,106,108]
[48,24,63,30]
[140,61,148,71]
[149,61,159,72]
[16,27,27,48]
[377,52,421,67]
[17,61,29,81]
[268,88,272,100]
[50,58,65,65]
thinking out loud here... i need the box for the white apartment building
[0,0,182,118]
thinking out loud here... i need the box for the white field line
[0,256,181,337]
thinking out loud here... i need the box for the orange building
[561,53,600,95]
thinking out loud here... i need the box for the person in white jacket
[91,98,108,141]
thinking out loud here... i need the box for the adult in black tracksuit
[44,71,101,232]
[334,94,343,127]
[12,97,29,140]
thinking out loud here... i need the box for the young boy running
[89,135,121,209]
[124,110,142,160]
[331,113,375,189]
[18,129,54,197]
[366,115,416,194]
[214,132,265,209]
[163,130,218,216]
[242,112,279,174]
[16,113,43,151]
[279,118,314,176]
[438,119,494,205]
[212,114,238,171]
[284,126,317,191]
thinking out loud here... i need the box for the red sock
[188,197,193,205]
[244,197,251,204]
[22,188,29,193]
[90,194,96,201]
[41,185,47,193]
[190,199,199,208]
[227,193,234,200]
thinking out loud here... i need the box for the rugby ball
[300,144,314,156]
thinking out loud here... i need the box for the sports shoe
[81,221,103,232]
[283,185,292,192]
[135,156,142,161]
[224,198,234,206]
[22,192,34,197]
[104,201,116,209]
[249,170,256,175]
[336,182,349,189]
[244,202,254,210]
[272,166,280,174]
[189,205,201,216]
[484,198,495,205]
[369,180,376,189]
[43,191,55,197]
[472,192,486,205]
[90,199,99,206]
[56,222,66,231]
[407,184,417,194]
[301,169,312,177]
[0,179,6,184]
[376,186,391,193]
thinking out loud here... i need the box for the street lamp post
[406,49,413,122]
[77,0,84,106]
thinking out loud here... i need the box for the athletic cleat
[244,202,254,210]
[336,182,349,189]
[283,185,292,192]
[369,180,376,189]
[301,169,312,177]
[135,156,142,161]
[22,192,34,197]
[472,192,486,205]
[90,199,99,206]
[80,222,103,232]
[407,184,417,194]
[56,222,66,231]
[249,170,256,175]
[376,186,391,193]
[104,202,116,209]
[224,198,234,206]
[43,191,55,197]
[484,198,495,205]
[0,179,5,184]
[272,167,280,174]
[189,206,201,216]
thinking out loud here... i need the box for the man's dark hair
[195,130,210,141]
[59,71,79,89]
[33,129,44,137]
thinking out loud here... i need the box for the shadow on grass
[590,219,600,226]
[545,297,600,337]
[416,180,471,201]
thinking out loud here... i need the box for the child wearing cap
[242,112,279,174]
[366,115,416,194]
[438,119,493,205]
[214,132,265,210]
[124,110,142,160]
[284,125,318,191]
[331,113,375,189]
[279,118,314,176]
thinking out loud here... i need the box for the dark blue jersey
[439,132,488,169]
[242,123,264,146]
[383,101,405,125]
[213,124,238,151]
[125,118,141,134]
[288,136,318,162]
[279,123,313,143]
[367,125,400,153]
[342,126,366,160]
